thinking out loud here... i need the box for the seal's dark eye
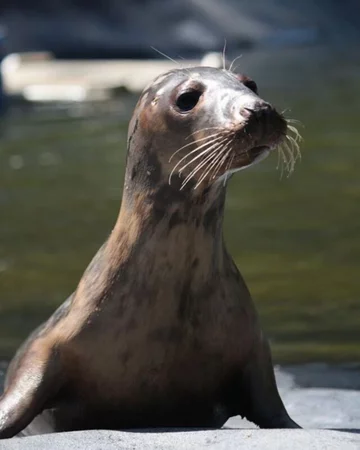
[243,80,258,95]
[176,90,202,112]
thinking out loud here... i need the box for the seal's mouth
[168,120,301,190]
[235,145,271,172]
[249,145,270,158]
[233,143,273,169]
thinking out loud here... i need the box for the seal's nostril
[253,102,271,112]
[241,102,273,120]
[260,103,272,113]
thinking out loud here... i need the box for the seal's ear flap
[236,74,258,95]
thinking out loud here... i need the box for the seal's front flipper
[239,335,300,429]
[0,345,62,438]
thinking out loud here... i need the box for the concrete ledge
[0,429,360,450]
[0,52,224,101]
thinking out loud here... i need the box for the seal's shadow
[126,427,217,433]
[331,428,360,435]
[125,427,360,435]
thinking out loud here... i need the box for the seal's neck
[109,177,227,274]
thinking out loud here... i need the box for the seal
[0,66,301,437]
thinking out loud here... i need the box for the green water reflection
[0,47,359,363]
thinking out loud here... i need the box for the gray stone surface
[226,365,360,430]
[283,388,360,430]
[0,429,360,450]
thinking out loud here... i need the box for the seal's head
[126,66,299,192]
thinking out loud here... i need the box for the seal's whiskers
[194,139,232,189]
[282,140,296,175]
[275,121,302,178]
[194,152,223,189]
[150,47,192,75]
[222,39,227,71]
[286,135,301,162]
[169,135,226,185]
[276,147,287,179]
[228,55,243,74]
[211,140,233,180]
[180,137,231,190]
[286,118,302,125]
[178,139,226,176]
[223,153,235,186]
[186,127,223,140]
[180,142,226,190]
[169,131,224,163]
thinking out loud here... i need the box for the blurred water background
[0,1,359,369]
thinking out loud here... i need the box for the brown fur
[0,67,299,437]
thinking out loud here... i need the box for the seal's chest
[66,274,254,401]
[69,308,248,404]
[70,329,239,407]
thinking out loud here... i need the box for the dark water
[0,47,359,364]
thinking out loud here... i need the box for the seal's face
[128,67,298,190]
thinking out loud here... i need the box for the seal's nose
[238,100,287,141]
[240,102,272,120]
